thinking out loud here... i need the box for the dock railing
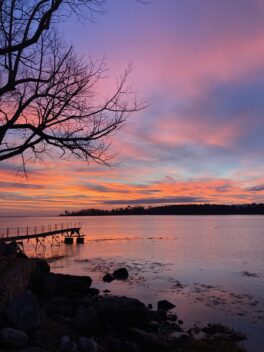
[0,222,82,240]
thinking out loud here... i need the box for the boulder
[0,257,37,323]
[34,258,50,274]
[0,327,29,349]
[112,268,129,280]
[3,291,42,331]
[56,274,92,293]
[72,306,99,335]
[0,241,18,256]
[17,251,28,259]
[149,309,167,322]
[167,313,177,321]
[103,273,114,283]
[46,296,74,318]
[157,300,175,310]
[32,273,93,298]
[129,327,171,352]
[87,288,100,296]
[31,272,58,298]
[60,335,78,352]
[98,296,149,328]
[78,336,98,352]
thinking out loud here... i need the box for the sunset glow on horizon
[1,0,264,216]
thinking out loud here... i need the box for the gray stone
[3,291,42,331]
[78,336,98,352]
[72,306,98,334]
[167,313,177,321]
[21,348,49,352]
[149,321,160,331]
[149,309,167,322]
[129,327,171,352]
[60,335,78,352]
[98,296,149,328]
[0,327,29,349]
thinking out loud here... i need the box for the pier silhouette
[0,223,84,253]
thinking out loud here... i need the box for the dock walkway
[0,223,83,246]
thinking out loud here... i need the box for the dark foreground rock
[31,270,92,298]
[72,306,99,335]
[3,291,42,332]
[98,296,149,328]
[157,300,176,311]
[112,268,129,280]
[0,256,247,352]
[103,273,114,283]
[0,327,29,349]
[78,336,98,352]
[129,327,171,352]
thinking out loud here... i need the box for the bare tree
[0,0,144,168]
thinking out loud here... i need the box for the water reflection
[1,215,264,351]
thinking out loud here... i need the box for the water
[0,215,263,351]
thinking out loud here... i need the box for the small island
[61,203,264,217]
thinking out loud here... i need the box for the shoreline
[0,254,247,352]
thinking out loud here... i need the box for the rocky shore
[0,253,247,352]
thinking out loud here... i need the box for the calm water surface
[1,215,263,351]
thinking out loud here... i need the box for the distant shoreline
[61,203,264,217]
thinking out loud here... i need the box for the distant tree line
[61,203,264,216]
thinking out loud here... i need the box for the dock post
[76,237,84,244]
[64,237,73,245]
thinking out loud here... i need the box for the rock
[167,314,177,321]
[98,296,149,328]
[0,327,29,349]
[33,273,93,298]
[104,336,124,352]
[3,291,42,331]
[60,335,78,352]
[30,272,58,298]
[149,309,167,322]
[34,258,50,274]
[157,300,175,310]
[103,273,114,283]
[17,251,28,259]
[0,241,18,256]
[72,306,99,334]
[129,327,171,352]
[56,274,92,293]
[149,321,160,331]
[46,296,74,318]
[173,323,183,332]
[87,288,100,296]
[112,268,129,280]
[0,257,37,322]
[202,323,231,335]
[20,348,49,352]
[78,337,98,352]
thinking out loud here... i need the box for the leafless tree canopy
[0,0,144,167]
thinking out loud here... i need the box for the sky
[1,0,264,216]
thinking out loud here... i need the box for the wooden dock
[0,223,84,252]
[0,227,81,242]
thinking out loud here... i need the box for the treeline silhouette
[61,203,264,216]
